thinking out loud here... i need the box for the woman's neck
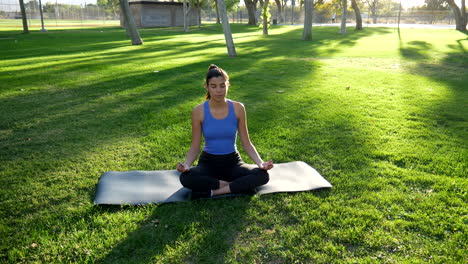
[209,98,227,109]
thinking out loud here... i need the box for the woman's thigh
[226,163,260,181]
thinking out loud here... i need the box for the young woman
[177,64,274,199]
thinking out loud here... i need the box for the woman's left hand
[259,160,274,170]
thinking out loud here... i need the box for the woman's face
[206,76,229,101]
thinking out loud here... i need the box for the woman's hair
[205,64,229,99]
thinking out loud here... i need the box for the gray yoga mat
[94,161,332,205]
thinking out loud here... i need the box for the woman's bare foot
[212,185,231,196]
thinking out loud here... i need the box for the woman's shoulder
[192,102,205,119]
[193,102,205,111]
[229,100,245,109]
[229,100,246,118]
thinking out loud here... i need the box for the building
[122,1,199,28]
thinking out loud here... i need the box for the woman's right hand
[177,162,190,173]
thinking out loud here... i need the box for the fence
[0,0,119,29]
[0,0,459,30]
[205,7,457,26]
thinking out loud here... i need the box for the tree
[245,0,258,25]
[25,0,39,11]
[366,0,378,23]
[351,0,362,29]
[425,0,449,10]
[97,0,120,19]
[18,0,29,33]
[211,0,239,24]
[445,0,467,31]
[262,0,271,35]
[119,0,143,45]
[218,0,237,56]
[183,0,191,32]
[215,0,221,23]
[302,0,313,40]
[194,0,207,27]
[274,0,286,23]
[419,0,448,24]
[313,0,334,23]
[340,0,347,33]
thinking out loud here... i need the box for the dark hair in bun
[205,64,229,99]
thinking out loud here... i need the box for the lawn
[0,24,467,263]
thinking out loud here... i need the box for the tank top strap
[203,100,211,120]
[227,100,235,119]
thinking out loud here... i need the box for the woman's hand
[177,162,190,173]
[259,160,274,171]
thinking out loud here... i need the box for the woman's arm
[235,102,273,170]
[177,105,203,172]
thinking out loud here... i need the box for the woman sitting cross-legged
[177,64,274,199]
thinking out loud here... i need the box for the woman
[177,64,274,199]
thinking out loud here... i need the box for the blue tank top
[202,100,238,155]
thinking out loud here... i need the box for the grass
[0,23,467,263]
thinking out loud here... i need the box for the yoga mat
[94,161,332,205]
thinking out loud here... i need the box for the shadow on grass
[0,25,395,262]
[98,198,253,263]
[396,28,467,177]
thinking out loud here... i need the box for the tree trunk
[38,0,46,31]
[274,0,284,23]
[218,0,237,57]
[302,0,313,40]
[340,0,347,33]
[372,5,377,24]
[18,0,29,33]
[245,0,257,25]
[198,6,202,28]
[254,0,260,23]
[462,0,467,30]
[291,0,295,24]
[112,5,118,20]
[196,0,201,28]
[121,4,129,37]
[351,0,362,30]
[184,0,188,32]
[183,0,191,32]
[262,0,270,35]
[119,0,143,45]
[447,0,467,31]
[215,0,220,24]
[367,0,378,24]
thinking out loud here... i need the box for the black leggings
[179,151,269,194]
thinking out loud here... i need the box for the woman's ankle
[219,180,230,188]
[212,185,231,196]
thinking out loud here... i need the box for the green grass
[0,24,467,263]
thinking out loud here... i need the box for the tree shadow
[98,197,254,263]
[396,28,467,177]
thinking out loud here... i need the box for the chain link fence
[211,7,456,26]
[0,0,119,28]
[0,0,458,30]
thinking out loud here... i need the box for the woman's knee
[179,172,192,188]
[254,169,270,185]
